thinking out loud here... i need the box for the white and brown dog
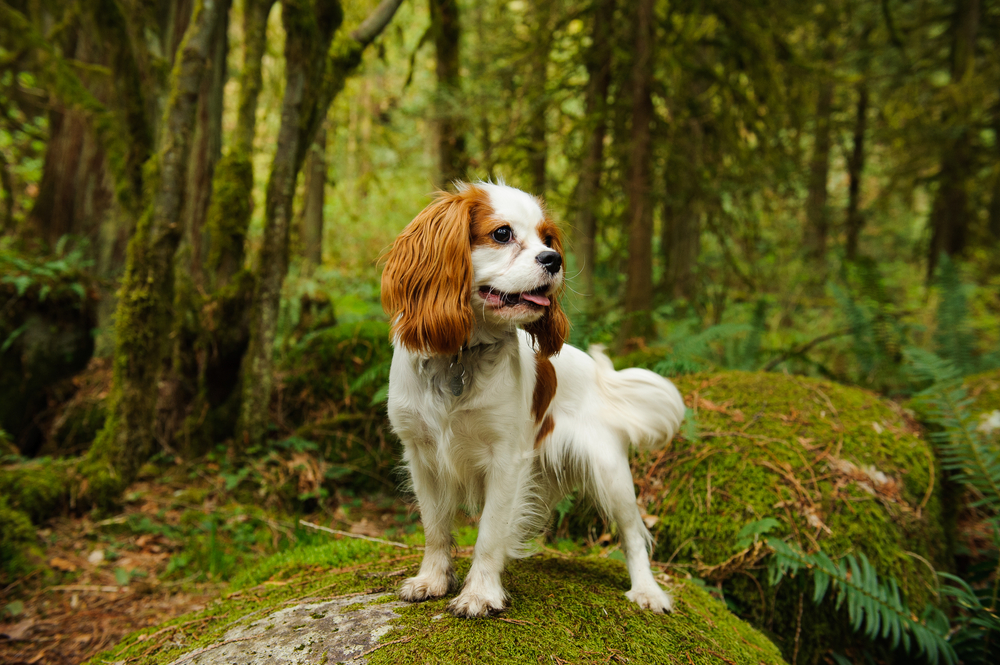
[381,182,685,617]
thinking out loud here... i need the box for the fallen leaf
[49,557,77,572]
[0,618,35,641]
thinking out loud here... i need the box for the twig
[499,617,533,625]
[763,328,852,371]
[349,635,413,661]
[299,519,415,549]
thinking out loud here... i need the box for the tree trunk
[206,0,276,289]
[0,149,13,232]
[661,194,701,301]
[527,1,554,195]
[990,104,1000,243]
[573,0,615,302]
[236,0,404,451]
[618,0,655,348]
[431,0,467,187]
[845,81,868,262]
[301,122,327,266]
[803,56,834,271]
[81,0,222,507]
[927,0,980,280]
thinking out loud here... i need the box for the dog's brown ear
[381,188,484,355]
[524,217,569,357]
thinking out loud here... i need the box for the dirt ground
[0,476,410,665]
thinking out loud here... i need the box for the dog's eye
[544,235,554,248]
[491,226,513,244]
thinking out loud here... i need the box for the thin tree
[236,0,405,451]
[618,0,656,347]
[572,0,615,301]
[431,0,468,187]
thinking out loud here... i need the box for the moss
[630,370,948,664]
[0,494,38,577]
[0,457,76,522]
[91,538,784,665]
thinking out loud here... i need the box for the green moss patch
[90,538,783,664]
[634,370,948,663]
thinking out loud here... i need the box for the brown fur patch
[380,186,493,355]
[523,216,569,357]
[534,414,555,449]
[532,355,557,423]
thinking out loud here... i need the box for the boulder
[92,539,785,664]
[632,371,949,664]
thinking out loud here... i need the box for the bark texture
[301,122,327,266]
[618,0,656,347]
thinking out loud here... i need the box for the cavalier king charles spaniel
[381,182,685,617]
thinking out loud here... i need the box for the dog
[380,181,685,617]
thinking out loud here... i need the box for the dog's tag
[448,362,466,396]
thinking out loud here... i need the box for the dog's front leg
[399,454,457,602]
[448,463,524,617]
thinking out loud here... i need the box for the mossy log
[90,539,785,664]
[631,370,949,664]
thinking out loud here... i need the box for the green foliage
[0,236,92,305]
[766,538,955,665]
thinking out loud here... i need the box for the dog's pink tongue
[521,292,550,306]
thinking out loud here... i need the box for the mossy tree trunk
[618,0,656,347]
[81,0,222,507]
[206,0,276,290]
[236,0,404,451]
[572,0,615,303]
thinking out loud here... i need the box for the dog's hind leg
[587,437,674,613]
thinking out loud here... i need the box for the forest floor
[0,466,418,665]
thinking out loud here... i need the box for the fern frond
[907,349,1000,515]
[766,538,956,664]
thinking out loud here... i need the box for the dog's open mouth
[478,285,551,309]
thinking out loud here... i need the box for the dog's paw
[447,586,507,618]
[626,586,674,614]
[399,573,452,602]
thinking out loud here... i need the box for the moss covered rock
[631,370,948,664]
[90,538,784,664]
[0,494,38,577]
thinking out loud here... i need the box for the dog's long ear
[524,217,569,358]
[381,189,483,355]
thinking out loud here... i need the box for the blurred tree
[300,121,327,267]
[618,0,656,346]
[430,0,468,187]
[927,0,981,279]
[572,0,615,302]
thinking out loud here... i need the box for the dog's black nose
[536,251,562,275]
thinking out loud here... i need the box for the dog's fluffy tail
[589,345,685,450]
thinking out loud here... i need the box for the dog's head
[381,182,568,357]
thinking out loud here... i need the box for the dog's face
[469,184,564,328]
[382,183,568,357]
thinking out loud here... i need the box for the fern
[766,538,956,664]
[907,348,1000,514]
[651,321,752,376]
[932,255,978,377]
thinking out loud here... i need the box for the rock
[94,539,785,665]
[633,370,949,663]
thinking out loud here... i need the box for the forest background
[1,0,1000,663]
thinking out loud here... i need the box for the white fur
[387,183,685,617]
